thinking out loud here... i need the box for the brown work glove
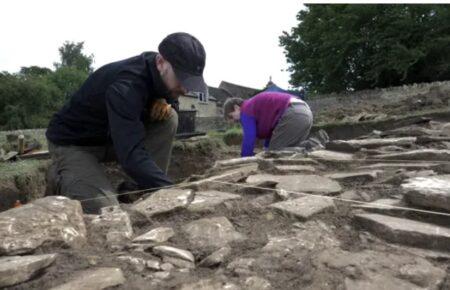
[149,98,172,121]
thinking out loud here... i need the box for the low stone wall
[307,80,450,114]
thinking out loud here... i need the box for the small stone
[227,258,256,276]
[151,271,171,280]
[133,227,175,243]
[49,267,125,290]
[86,255,100,266]
[269,196,335,220]
[0,254,57,287]
[146,260,161,271]
[182,217,246,250]
[163,256,195,269]
[153,246,195,262]
[125,243,154,252]
[244,276,272,290]
[132,189,194,217]
[117,256,146,272]
[160,263,174,271]
[199,246,231,267]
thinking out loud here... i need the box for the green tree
[19,66,52,77]
[0,41,92,129]
[54,41,94,73]
[280,4,450,94]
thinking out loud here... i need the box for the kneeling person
[224,91,313,157]
[46,32,207,214]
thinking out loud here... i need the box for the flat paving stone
[188,164,258,191]
[327,137,416,152]
[246,174,342,195]
[214,157,259,168]
[355,213,450,251]
[269,196,335,220]
[49,267,125,290]
[309,150,354,161]
[352,198,405,214]
[131,189,194,218]
[325,170,382,183]
[274,165,316,173]
[402,175,450,212]
[375,149,450,161]
[187,191,242,213]
[0,254,57,287]
[358,163,439,170]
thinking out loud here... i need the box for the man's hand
[150,98,172,121]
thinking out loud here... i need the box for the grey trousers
[268,103,313,150]
[46,109,178,214]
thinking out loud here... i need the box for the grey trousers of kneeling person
[46,109,178,214]
[268,103,313,150]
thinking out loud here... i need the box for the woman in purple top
[224,91,313,157]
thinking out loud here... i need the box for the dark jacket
[46,52,178,189]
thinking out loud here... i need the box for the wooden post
[18,134,25,155]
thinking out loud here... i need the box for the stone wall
[307,80,450,114]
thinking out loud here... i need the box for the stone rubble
[3,120,450,289]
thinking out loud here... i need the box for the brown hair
[223,97,244,119]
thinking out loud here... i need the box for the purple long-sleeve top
[240,92,292,157]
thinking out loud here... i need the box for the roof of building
[218,81,261,100]
[207,86,232,105]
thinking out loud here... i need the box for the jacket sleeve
[240,113,257,157]
[105,79,173,189]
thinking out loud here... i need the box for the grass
[0,159,48,181]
